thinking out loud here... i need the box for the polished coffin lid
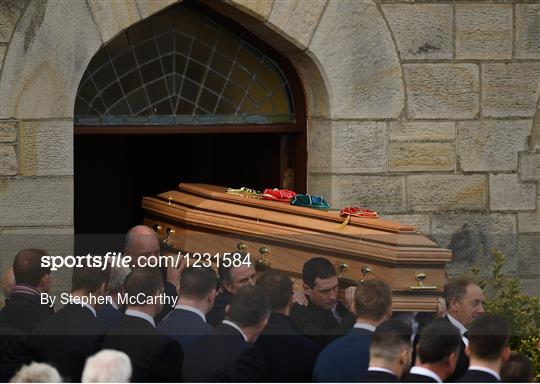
[142,183,452,311]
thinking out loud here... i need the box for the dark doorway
[75,132,293,235]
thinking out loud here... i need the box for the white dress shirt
[175,304,206,322]
[447,314,469,347]
[409,366,442,383]
[82,303,97,318]
[368,367,397,376]
[330,303,343,322]
[468,365,501,381]
[353,322,376,332]
[222,320,248,342]
[126,309,155,327]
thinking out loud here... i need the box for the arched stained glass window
[75,4,294,125]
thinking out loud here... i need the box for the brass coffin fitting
[409,272,437,291]
[360,266,372,283]
[337,263,371,286]
[256,246,271,269]
[164,227,175,246]
[153,224,163,239]
[338,262,349,278]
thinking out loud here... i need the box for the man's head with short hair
[444,278,485,328]
[226,285,270,342]
[218,259,256,295]
[72,265,110,299]
[416,321,462,380]
[500,352,534,383]
[1,267,15,297]
[12,249,51,293]
[107,265,130,295]
[124,267,164,316]
[256,271,293,312]
[302,257,338,310]
[178,267,217,314]
[180,267,217,300]
[124,225,160,267]
[81,349,132,383]
[369,319,413,378]
[10,362,62,383]
[354,279,392,323]
[467,314,511,363]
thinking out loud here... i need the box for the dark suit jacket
[157,307,213,350]
[31,304,108,382]
[360,370,399,382]
[313,326,373,382]
[97,302,123,328]
[183,322,266,382]
[256,312,320,382]
[289,300,355,346]
[442,316,469,382]
[103,314,183,382]
[0,291,53,333]
[0,326,27,382]
[457,369,499,383]
[403,372,439,382]
[155,281,178,323]
[206,290,233,327]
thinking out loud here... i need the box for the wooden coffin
[142,183,451,312]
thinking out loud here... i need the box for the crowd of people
[0,225,535,383]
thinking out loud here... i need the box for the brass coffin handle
[153,224,163,239]
[409,272,437,291]
[164,227,175,246]
[256,246,271,269]
[338,263,371,286]
[360,266,372,283]
[338,262,349,278]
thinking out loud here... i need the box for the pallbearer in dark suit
[30,265,111,382]
[255,271,321,382]
[97,265,130,327]
[123,225,180,322]
[313,279,393,382]
[441,278,486,381]
[103,268,183,382]
[183,285,270,382]
[158,266,217,349]
[289,258,355,347]
[403,321,462,383]
[359,319,412,383]
[457,314,511,383]
[0,249,54,334]
[206,260,256,327]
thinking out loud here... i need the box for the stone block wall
[308,1,540,294]
[0,0,539,299]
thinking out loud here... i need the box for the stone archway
[0,0,404,291]
[0,0,404,186]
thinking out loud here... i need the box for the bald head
[1,267,15,297]
[125,225,160,266]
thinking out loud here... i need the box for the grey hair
[107,265,130,295]
[443,278,476,309]
[11,362,62,383]
[82,349,132,383]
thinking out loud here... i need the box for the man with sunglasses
[290,257,356,346]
